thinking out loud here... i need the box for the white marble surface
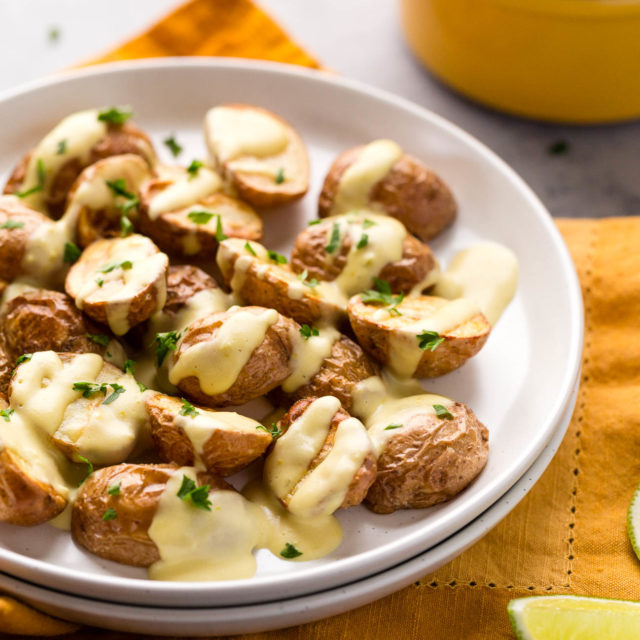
[0,0,638,218]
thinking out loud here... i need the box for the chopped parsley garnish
[95,278,104,287]
[256,423,283,439]
[100,260,133,273]
[176,475,212,511]
[548,140,569,155]
[417,331,444,352]
[98,106,133,125]
[153,330,181,366]
[275,167,285,184]
[215,214,227,241]
[48,26,61,43]
[297,269,319,289]
[120,214,134,237]
[187,210,214,225]
[308,219,322,226]
[325,223,341,254]
[16,158,46,198]
[186,159,203,179]
[0,409,14,422]
[56,139,67,155]
[72,382,126,405]
[433,404,454,420]
[280,543,302,559]
[384,423,402,431]
[107,481,121,496]
[137,382,147,392]
[16,354,32,366]
[360,278,404,315]
[0,220,25,230]
[105,178,139,217]
[102,508,118,521]
[124,359,136,375]
[362,218,376,229]
[103,383,125,405]
[179,398,199,418]
[299,324,319,340]
[356,233,369,250]
[77,454,93,483]
[244,242,257,256]
[87,333,110,347]
[63,241,82,263]
[267,250,287,264]
[163,135,183,157]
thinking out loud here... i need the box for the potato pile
[0,103,500,578]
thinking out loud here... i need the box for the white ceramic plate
[0,379,579,635]
[0,59,583,607]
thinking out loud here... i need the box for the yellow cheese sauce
[168,307,279,395]
[331,139,402,215]
[205,106,289,163]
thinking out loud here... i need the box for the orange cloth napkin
[2,1,640,637]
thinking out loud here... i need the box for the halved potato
[146,393,272,475]
[4,109,156,219]
[138,164,262,257]
[291,213,439,296]
[347,294,491,378]
[318,140,457,242]
[363,396,489,513]
[65,234,169,336]
[204,104,309,207]
[264,396,376,517]
[167,306,298,408]
[216,238,344,326]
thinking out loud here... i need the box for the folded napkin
[2,1,639,637]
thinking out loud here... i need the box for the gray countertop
[1,0,638,218]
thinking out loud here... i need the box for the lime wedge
[508,595,640,639]
[628,479,640,561]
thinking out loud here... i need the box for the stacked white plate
[0,60,583,636]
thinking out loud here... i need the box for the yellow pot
[400,0,640,123]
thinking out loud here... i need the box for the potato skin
[318,146,457,242]
[4,123,156,219]
[72,464,227,567]
[276,397,377,510]
[270,336,378,412]
[0,197,50,282]
[291,221,438,294]
[164,265,219,315]
[365,402,489,514]
[347,295,491,377]
[146,394,272,475]
[170,306,297,408]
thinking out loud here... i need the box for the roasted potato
[72,463,228,567]
[347,294,491,377]
[264,396,376,517]
[68,154,152,247]
[146,394,272,475]
[291,213,439,296]
[204,104,309,207]
[364,397,489,513]
[216,238,344,326]
[138,164,262,257]
[271,334,378,412]
[65,234,169,336]
[167,306,298,408]
[318,140,457,242]
[4,109,156,219]
[9,351,151,466]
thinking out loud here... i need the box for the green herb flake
[267,250,287,264]
[187,210,214,225]
[244,242,257,256]
[102,508,118,521]
[176,475,212,511]
[100,260,133,273]
[275,167,285,184]
[297,269,319,289]
[417,331,445,352]
[308,219,322,226]
[63,241,82,263]
[360,278,404,314]
[16,158,46,198]
[362,218,376,229]
[103,383,125,405]
[299,324,319,340]
[0,220,25,230]
[120,214,134,237]
[56,139,67,155]
[48,26,61,43]
[77,454,93,483]
[325,223,341,254]
[95,278,104,287]
[215,215,228,242]
[280,543,303,559]
[153,330,181,366]
[15,354,32,366]
[186,159,204,179]
[179,398,199,418]
[256,423,283,439]
[548,140,569,155]
[87,333,110,347]
[137,382,147,392]
[356,233,369,250]
[72,382,125,405]
[98,106,133,125]
[105,178,139,217]
[384,423,402,431]
[164,135,183,157]
[107,481,121,496]
[0,409,14,422]
[124,359,136,375]
[433,404,454,420]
